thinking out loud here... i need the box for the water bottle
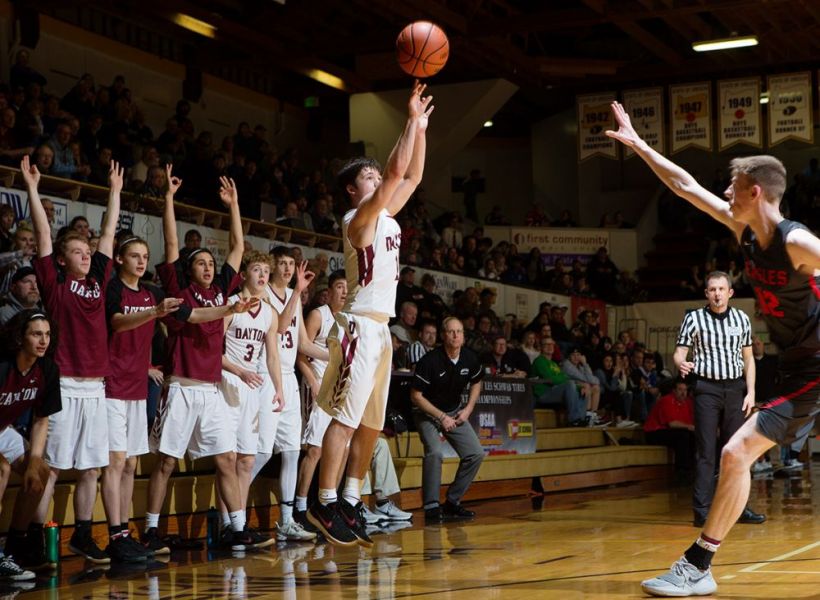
[206,507,220,549]
[45,521,60,564]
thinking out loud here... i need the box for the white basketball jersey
[266,285,299,374]
[223,294,273,371]
[309,304,334,381]
[343,208,401,319]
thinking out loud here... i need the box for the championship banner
[768,72,813,146]
[717,78,762,150]
[670,82,712,153]
[577,92,618,161]
[622,87,664,158]
[441,377,535,458]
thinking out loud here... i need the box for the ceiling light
[304,69,347,91]
[483,120,493,128]
[173,14,217,38]
[759,92,769,105]
[692,35,758,52]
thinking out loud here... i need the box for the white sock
[280,501,294,525]
[229,510,246,533]
[145,512,160,531]
[279,451,299,523]
[319,488,337,506]
[251,452,272,481]
[295,496,308,512]
[221,512,231,528]
[343,477,362,507]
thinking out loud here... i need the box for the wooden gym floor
[8,463,820,599]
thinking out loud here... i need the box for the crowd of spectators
[382,266,673,429]
[2,48,658,309]
[2,48,348,233]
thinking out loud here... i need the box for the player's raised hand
[294,260,316,292]
[166,163,182,197]
[109,160,125,194]
[408,80,434,129]
[606,101,642,148]
[232,295,260,314]
[20,155,40,189]
[218,176,238,207]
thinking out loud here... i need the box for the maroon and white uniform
[150,260,241,459]
[222,294,276,455]
[0,357,61,465]
[301,303,335,447]
[106,278,188,457]
[34,251,113,470]
[316,208,399,430]
[263,286,301,453]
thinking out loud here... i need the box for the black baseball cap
[11,266,35,284]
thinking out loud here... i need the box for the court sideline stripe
[738,540,820,573]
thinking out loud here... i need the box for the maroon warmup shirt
[158,259,241,383]
[34,252,113,378]
[0,358,61,429]
[105,278,191,400]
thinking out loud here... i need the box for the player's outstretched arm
[188,296,260,323]
[163,164,182,264]
[219,176,244,273]
[786,228,820,274]
[20,156,51,257]
[98,160,124,258]
[110,298,181,333]
[606,101,743,239]
[348,81,434,247]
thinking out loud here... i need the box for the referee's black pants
[692,376,746,521]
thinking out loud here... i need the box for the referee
[674,270,765,527]
[411,317,484,524]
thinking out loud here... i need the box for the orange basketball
[396,21,449,78]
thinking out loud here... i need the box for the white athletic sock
[251,452,272,481]
[229,510,246,533]
[343,477,362,507]
[280,502,294,525]
[145,512,160,532]
[279,451,299,523]
[295,496,308,512]
[319,488,337,506]
[221,512,231,528]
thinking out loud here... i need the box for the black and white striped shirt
[676,306,752,380]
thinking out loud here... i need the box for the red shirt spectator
[644,383,694,433]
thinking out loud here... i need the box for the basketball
[396,21,449,78]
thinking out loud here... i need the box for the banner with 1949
[717,78,761,151]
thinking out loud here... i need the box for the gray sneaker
[640,556,717,597]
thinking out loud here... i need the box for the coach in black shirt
[411,316,484,523]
